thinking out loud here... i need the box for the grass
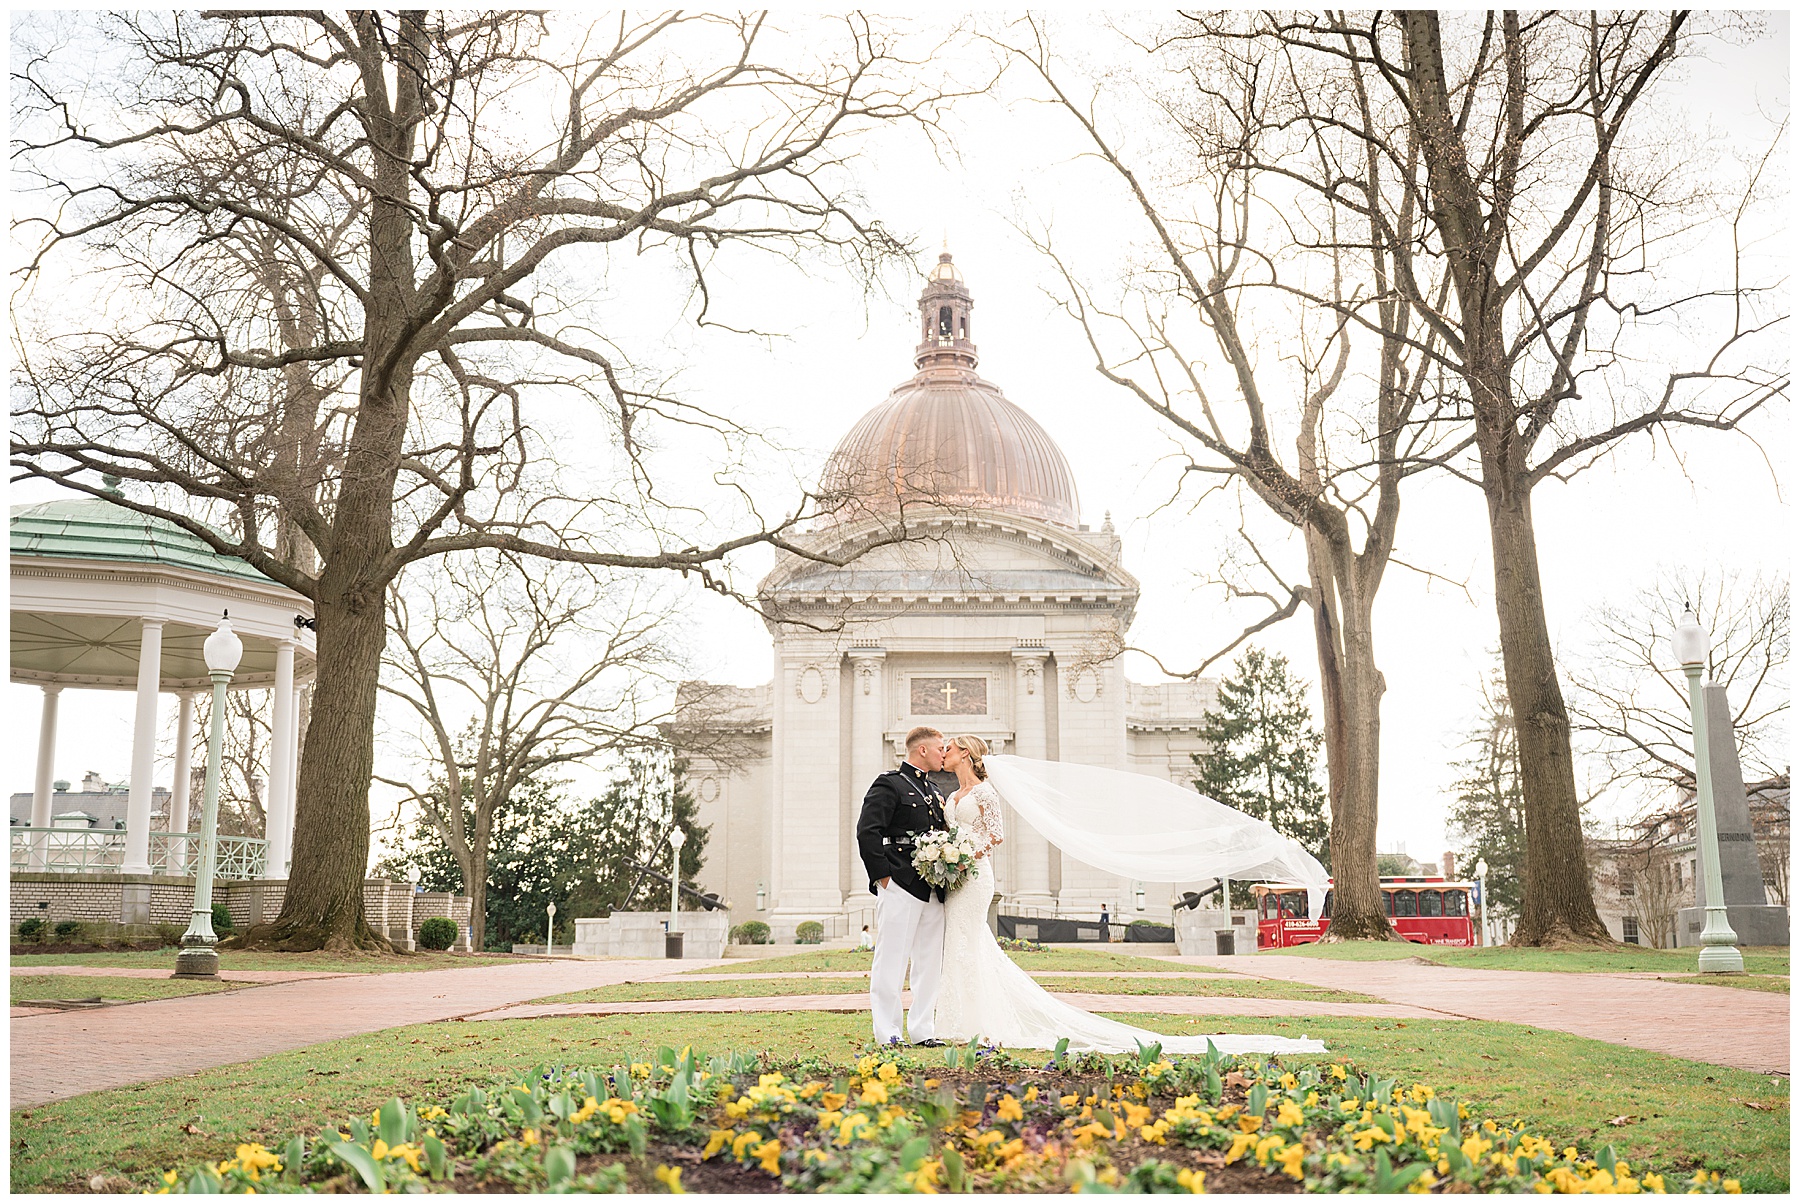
[1656,974,1790,994]
[7,948,534,975]
[532,973,1380,1006]
[12,974,244,1006]
[1032,975,1385,1003]
[1269,942,1790,976]
[698,947,1214,975]
[10,1009,1786,1194]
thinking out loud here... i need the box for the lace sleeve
[970,782,1005,855]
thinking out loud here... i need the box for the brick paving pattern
[465,993,1442,1023]
[1169,955,1790,1076]
[9,958,703,1107]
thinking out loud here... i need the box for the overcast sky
[10,13,1789,864]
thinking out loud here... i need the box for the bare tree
[1144,12,1786,945]
[1000,18,1478,939]
[376,553,678,951]
[1569,568,1789,811]
[12,12,956,948]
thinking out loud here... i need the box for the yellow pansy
[859,1082,889,1106]
[996,1095,1024,1123]
[1276,1142,1307,1180]
[1175,1168,1205,1193]
[701,1129,733,1159]
[754,1139,782,1175]
[821,1091,848,1111]
[1275,1100,1305,1129]
[654,1164,686,1194]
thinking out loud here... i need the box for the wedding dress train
[931,781,1325,1056]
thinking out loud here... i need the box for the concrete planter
[572,911,729,959]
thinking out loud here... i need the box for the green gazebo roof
[10,497,277,586]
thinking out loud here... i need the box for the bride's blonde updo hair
[950,734,989,781]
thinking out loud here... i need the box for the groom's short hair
[904,725,943,752]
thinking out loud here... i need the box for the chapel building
[681,253,1215,940]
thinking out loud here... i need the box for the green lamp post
[173,612,242,979]
[1672,607,1744,974]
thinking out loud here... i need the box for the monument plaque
[911,676,986,715]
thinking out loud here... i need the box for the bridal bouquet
[911,827,979,892]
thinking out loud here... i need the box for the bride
[932,734,1324,1055]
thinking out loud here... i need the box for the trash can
[1214,929,1235,956]
[665,931,684,959]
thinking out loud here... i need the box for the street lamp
[173,613,242,979]
[667,826,686,934]
[1474,857,1489,947]
[1133,882,1146,912]
[1672,608,1744,974]
[546,901,558,951]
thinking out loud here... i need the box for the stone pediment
[759,512,1139,615]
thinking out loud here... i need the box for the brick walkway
[466,993,1441,1023]
[10,966,357,982]
[1169,955,1790,1076]
[9,959,715,1108]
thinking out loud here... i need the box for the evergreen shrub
[795,920,824,944]
[419,917,459,950]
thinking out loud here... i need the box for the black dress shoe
[913,1038,946,1048]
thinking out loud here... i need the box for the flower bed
[151,1042,1745,1194]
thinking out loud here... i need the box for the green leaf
[899,1136,931,1172]
[423,1134,449,1182]
[1054,1037,1071,1068]
[1597,1144,1619,1176]
[282,1136,305,1184]
[185,1168,222,1194]
[942,1145,966,1193]
[545,1145,576,1189]
[378,1097,410,1147]
[327,1141,387,1194]
[547,1090,574,1123]
[1428,1096,1460,1138]
[1248,1082,1269,1117]
[1134,1039,1163,1066]
[944,1044,960,1068]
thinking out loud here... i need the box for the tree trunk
[238,581,392,950]
[1485,488,1613,946]
[1307,529,1400,942]
[468,809,492,953]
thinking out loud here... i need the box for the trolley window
[1420,890,1442,917]
[1444,890,1469,917]
[1393,890,1417,917]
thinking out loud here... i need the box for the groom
[856,725,949,1047]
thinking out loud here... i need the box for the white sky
[9,13,1790,864]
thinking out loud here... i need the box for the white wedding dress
[932,779,1325,1055]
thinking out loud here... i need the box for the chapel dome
[817,252,1081,529]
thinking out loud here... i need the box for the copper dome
[818,253,1081,529]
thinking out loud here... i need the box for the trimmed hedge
[730,921,771,945]
[795,921,824,945]
[418,917,458,951]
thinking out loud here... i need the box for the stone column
[123,619,164,874]
[169,692,196,872]
[29,685,62,869]
[1010,647,1054,909]
[264,640,297,879]
[845,647,887,899]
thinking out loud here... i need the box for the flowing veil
[982,755,1331,914]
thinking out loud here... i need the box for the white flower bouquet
[911,826,980,892]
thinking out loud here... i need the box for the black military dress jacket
[856,762,949,903]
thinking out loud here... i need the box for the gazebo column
[264,639,297,880]
[169,692,196,872]
[29,685,62,870]
[122,618,165,875]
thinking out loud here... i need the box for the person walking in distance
[856,726,949,1047]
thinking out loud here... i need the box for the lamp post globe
[1671,607,1742,973]
[174,613,242,979]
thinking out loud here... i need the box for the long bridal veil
[982,755,1331,913]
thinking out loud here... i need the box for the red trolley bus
[1254,877,1477,949]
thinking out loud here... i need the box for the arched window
[1443,890,1468,917]
[959,314,968,338]
[1420,890,1442,917]
[938,305,954,341]
[1384,890,1395,916]
[1393,890,1417,917]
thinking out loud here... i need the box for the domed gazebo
[10,494,315,904]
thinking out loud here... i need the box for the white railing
[10,828,267,880]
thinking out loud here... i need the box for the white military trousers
[870,881,945,1044]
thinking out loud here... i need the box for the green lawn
[9,1010,1785,1194]
[534,973,1377,1006]
[12,974,244,1006]
[7,948,535,975]
[1656,973,1790,994]
[698,947,1211,975]
[1033,975,1385,1003]
[1269,942,1791,977]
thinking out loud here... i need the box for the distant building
[10,774,172,831]
[1587,774,1788,947]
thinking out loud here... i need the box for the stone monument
[1676,682,1789,948]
